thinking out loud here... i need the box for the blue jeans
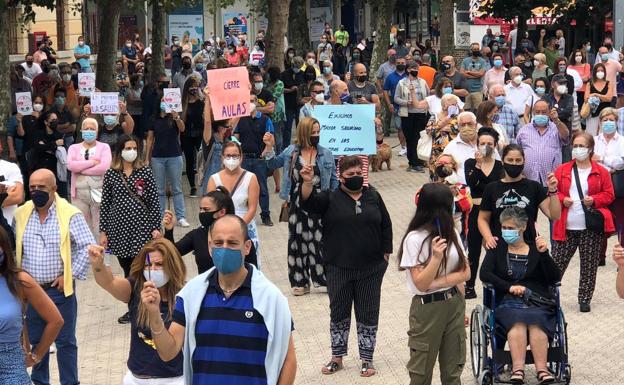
[28,287,78,385]
[284,109,299,151]
[80,66,92,73]
[242,157,270,219]
[151,156,186,220]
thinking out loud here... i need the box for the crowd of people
[1,22,624,385]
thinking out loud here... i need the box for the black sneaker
[262,217,274,226]
[579,301,591,313]
[465,286,477,299]
[117,311,130,324]
[189,187,197,198]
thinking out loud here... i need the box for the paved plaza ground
[47,137,624,385]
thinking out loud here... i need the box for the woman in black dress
[28,111,65,185]
[99,134,161,323]
[180,76,204,197]
[480,207,561,384]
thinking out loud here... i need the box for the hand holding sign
[78,73,96,94]
[163,88,182,113]
[207,67,251,120]
[311,104,376,155]
[15,92,33,115]
[91,92,120,114]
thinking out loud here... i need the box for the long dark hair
[203,186,236,214]
[397,183,466,274]
[0,227,32,301]
[181,76,200,121]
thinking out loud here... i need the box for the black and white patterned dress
[99,166,161,263]
[287,156,326,288]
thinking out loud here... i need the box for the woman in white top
[399,182,470,384]
[207,141,262,265]
[425,78,465,116]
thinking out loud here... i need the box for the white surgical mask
[513,75,523,85]
[249,102,256,113]
[121,149,138,163]
[33,103,44,112]
[575,56,582,63]
[314,93,325,103]
[533,59,540,66]
[144,269,169,288]
[62,74,71,83]
[307,58,315,66]
[571,147,590,161]
[224,158,240,171]
[596,71,605,80]
[556,85,568,95]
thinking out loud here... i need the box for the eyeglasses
[84,150,89,160]
[572,144,588,149]
[224,155,240,160]
[355,200,362,215]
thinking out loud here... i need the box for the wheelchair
[469,283,571,384]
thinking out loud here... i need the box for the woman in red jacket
[552,131,615,313]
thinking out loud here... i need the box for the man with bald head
[13,168,94,385]
[143,214,297,385]
[328,80,350,105]
[347,63,380,112]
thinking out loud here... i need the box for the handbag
[119,172,147,210]
[523,290,557,310]
[572,163,604,232]
[279,150,299,223]
[611,170,624,198]
[90,188,102,203]
[417,130,432,161]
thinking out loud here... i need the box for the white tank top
[210,171,253,218]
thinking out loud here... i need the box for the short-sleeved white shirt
[0,160,23,224]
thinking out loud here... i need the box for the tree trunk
[265,0,291,69]
[148,2,166,84]
[0,8,12,154]
[370,0,396,78]
[96,0,123,92]
[288,0,310,55]
[439,0,454,57]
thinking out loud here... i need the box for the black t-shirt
[127,278,183,377]
[235,114,271,156]
[254,89,274,109]
[480,178,548,241]
[347,81,377,103]
[183,100,204,138]
[98,124,124,148]
[149,116,182,158]
[280,69,305,110]
[19,115,41,153]
[464,159,505,199]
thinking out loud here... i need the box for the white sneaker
[398,147,407,156]
[177,219,191,228]
[49,343,56,354]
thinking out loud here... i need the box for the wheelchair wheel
[478,369,493,385]
[551,313,570,381]
[470,305,487,378]
[564,364,572,385]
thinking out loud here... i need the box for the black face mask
[343,175,363,191]
[158,82,168,90]
[435,164,453,179]
[31,190,49,208]
[396,64,406,72]
[199,211,218,228]
[605,43,613,50]
[409,70,419,77]
[441,63,451,71]
[42,66,50,73]
[182,62,191,70]
[503,163,524,178]
[472,50,482,57]
[26,60,33,65]
[49,120,58,129]
[309,135,320,147]
[189,87,198,95]
[355,75,368,83]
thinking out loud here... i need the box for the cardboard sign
[15,92,33,115]
[207,67,251,120]
[77,73,96,94]
[311,104,376,155]
[90,92,119,114]
[163,88,182,113]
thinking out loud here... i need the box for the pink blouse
[66,141,112,198]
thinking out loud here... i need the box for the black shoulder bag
[572,163,604,232]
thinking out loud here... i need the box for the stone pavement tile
[47,137,624,385]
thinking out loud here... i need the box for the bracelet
[548,189,558,195]
[151,322,166,336]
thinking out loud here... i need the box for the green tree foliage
[478,0,567,40]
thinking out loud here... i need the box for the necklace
[219,274,247,294]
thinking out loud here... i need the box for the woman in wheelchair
[399,183,470,385]
[480,207,561,384]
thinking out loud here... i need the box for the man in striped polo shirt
[141,215,296,385]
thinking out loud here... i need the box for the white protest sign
[311,104,376,155]
[77,73,96,94]
[90,92,119,114]
[163,88,182,113]
[15,92,33,115]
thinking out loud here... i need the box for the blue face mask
[55,96,65,106]
[339,92,352,104]
[160,102,168,112]
[533,114,549,126]
[211,247,244,275]
[602,120,617,134]
[195,63,204,71]
[442,86,453,95]
[103,115,117,126]
[601,53,610,62]
[493,59,503,67]
[535,87,546,95]
[501,229,520,244]
[323,67,332,74]
[495,95,506,107]
[82,130,97,142]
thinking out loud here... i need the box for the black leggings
[401,112,428,168]
[181,135,201,188]
[466,204,483,288]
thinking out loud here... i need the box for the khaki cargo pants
[406,291,466,385]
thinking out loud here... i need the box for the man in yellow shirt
[334,25,349,54]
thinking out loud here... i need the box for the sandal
[321,360,343,375]
[509,369,525,384]
[360,361,377,377]
[537,370,555,384]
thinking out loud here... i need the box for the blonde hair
[440,94,460,109]
[294,117,320,149]
[599,107,618,121]
[130,239,187,329]
[81,117,99,131]
[534,53,546,64]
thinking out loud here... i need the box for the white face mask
[121,149,138,163]
[533,59,540,67]
[513,75,523,85]
[249,102,256,113]
[575,56,583,63]
[144,269,169,288]
[307,58,315,66]
[596,71,605,80]
[314,93,325,103]
[33,103,44,112]
[224,158,240,171]
[556,85,568,95]
[571,147,589,161]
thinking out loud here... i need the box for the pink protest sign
[207,67,251,120]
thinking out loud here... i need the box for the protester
[281,56,305,148]
[348,63,381,113]
[73,36,91,73]
[584,63,614,135]
[478,144,561,248]
[172,56,199,91]
[180,77,204,198]
[549,57,576,96]
[425,94,461,179]
[383,55,407,154]
[89,239,185,384]
[141,215,297,385]
[613,244,624,298]
[207,141,262,265]
[376,49,397,92]
[532,53,552,82]
[100,134,161,322]
[483,52,507,95]
[28,112,65,195]
[504,66,535,121]
[425,78,464,115]
[544,74,574,161]
[22,53,42,80]
[399,182,469,384]
[524,77,549,123]
[476,100,509,149]
[301,155,392,377]
[84,100,135,148]
[460,43,488,111]
[299,81,325,119]
[463,127,504,298]
[66,118,112,235]
[14,168,94,385]
[433,56,469,101]
[146,98,189,227]
[267,66,287,151]
[265,117,339,294]
[0,227,63,385]
[480,207,560,384]
[442,111,479,184]
[317,34,333,64]
[552,132,614,312]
